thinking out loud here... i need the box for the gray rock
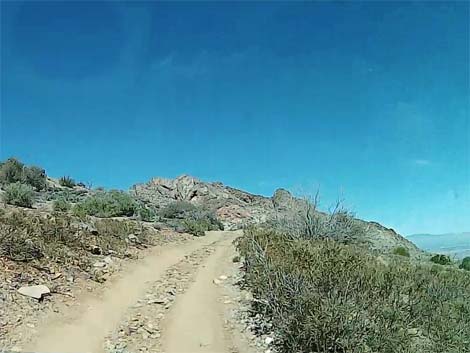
[18,285,51,300]
[128,234,140,243]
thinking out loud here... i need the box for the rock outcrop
[131,175,420,254]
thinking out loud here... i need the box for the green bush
[0,158,46,190]
[159,200,223,235]
[237,228,470,353]
[22,165,47,190]
[53,198,70,212]
[72,190,137,218]
[159,201,197,219]
[393,246,410,257]
[0,158,24,185]
[2,182,34,207]
[460,257,470,271]
[59,176,76,188]
[430,254,452,265]
[136,205,156,222]
[182,218,211,237]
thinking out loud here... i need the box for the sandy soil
[15,230,257,353]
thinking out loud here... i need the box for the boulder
[18,285,51,300]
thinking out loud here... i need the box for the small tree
[2,182,34,207]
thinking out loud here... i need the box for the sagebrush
[2,182,34,207]
[0,158,46,190]
[73,190,138,218]
[237,227,470,353]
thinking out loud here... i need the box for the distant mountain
[407,232,470,259]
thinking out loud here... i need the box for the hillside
[131,175,420,255]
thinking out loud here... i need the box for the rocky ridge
[131,175,419,254]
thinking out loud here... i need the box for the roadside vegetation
[158,200,223,236]
[237,197,470,353]
[0,209,153,270]
[71,190,156,222]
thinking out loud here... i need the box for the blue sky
[1,1,469,235]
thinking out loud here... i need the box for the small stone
[67,276,74,283]
[18,285,51,300]
[51,273,62,280]
[104,256,113,264]
[91,245,102,255]
[219,275,228,280]
[223,300,232,304]
[148,298,166,305]
[26,323,35,328]
[93,261,106,268]
[265,336,274,345]
[128,234,140,243]
[213,279,222,285]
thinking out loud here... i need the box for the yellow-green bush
[53,197,71,212]
[393,246,410,257]
[73,190,137,218]
[2,182,34,207]
[237,227,470,353]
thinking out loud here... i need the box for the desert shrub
[22,165,47,190]
[59,176,76,188]
[72,190,137,218]
[460,257,470,271]
[0,158,24,185]
[237,227,470,353]
[0,210,154,269]
[53,197,71,212]
[2,182,34,207]
[158,201,197,219]
[135,204,156,222]
[159,200,223,235]
[182,218,210,236]
[272,195,366,243]
[0,158,46,190]
[393,246,410,257]
[430,254,452,265]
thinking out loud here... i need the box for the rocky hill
[131,175,419,254]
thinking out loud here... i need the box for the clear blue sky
[1,1,469,235]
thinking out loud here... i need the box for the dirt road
[23,230,254,353]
